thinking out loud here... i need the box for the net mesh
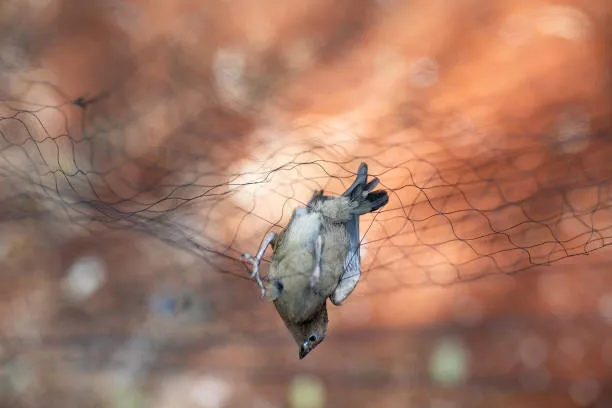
[2,65,611,288]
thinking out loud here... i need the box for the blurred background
[0,0,611,407]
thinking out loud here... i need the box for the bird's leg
[309,234,323,288]
[241,231,277,297]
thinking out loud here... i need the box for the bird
[241,162,389,359]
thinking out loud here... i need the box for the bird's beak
[299,342,309,359]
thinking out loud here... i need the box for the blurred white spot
[558,337,586,363]
[519,367,551,390]
[408,57,439,88]
[114,387,145,408]
[451,293,483,327]
[6,358,36,393]
[61,256,107,302]
[429,337,470,386]
[518,335,548,369]
[499,14,532,45]
[154,374,233,408]
[537,6,591,41]
[190,376,233,408]
[109,330,159,384]
[288,375,326,408]
[213,48,248,107]
[1,44,28,72]
[598,294,612,323]
[555,109,590,154]
[569,379,600,406]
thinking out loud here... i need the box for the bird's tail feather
[343,162,389,216]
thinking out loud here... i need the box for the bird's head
[297,304,328,359]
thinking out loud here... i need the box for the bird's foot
[242,231,277,298]
[241,253,266,297]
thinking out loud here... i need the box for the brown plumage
[242,162,389,359]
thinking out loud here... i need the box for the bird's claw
[241,253,266,297]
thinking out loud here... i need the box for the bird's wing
[329,213,361,305]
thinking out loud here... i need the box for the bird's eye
[274,280,284,293]
[308,335,317,343]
